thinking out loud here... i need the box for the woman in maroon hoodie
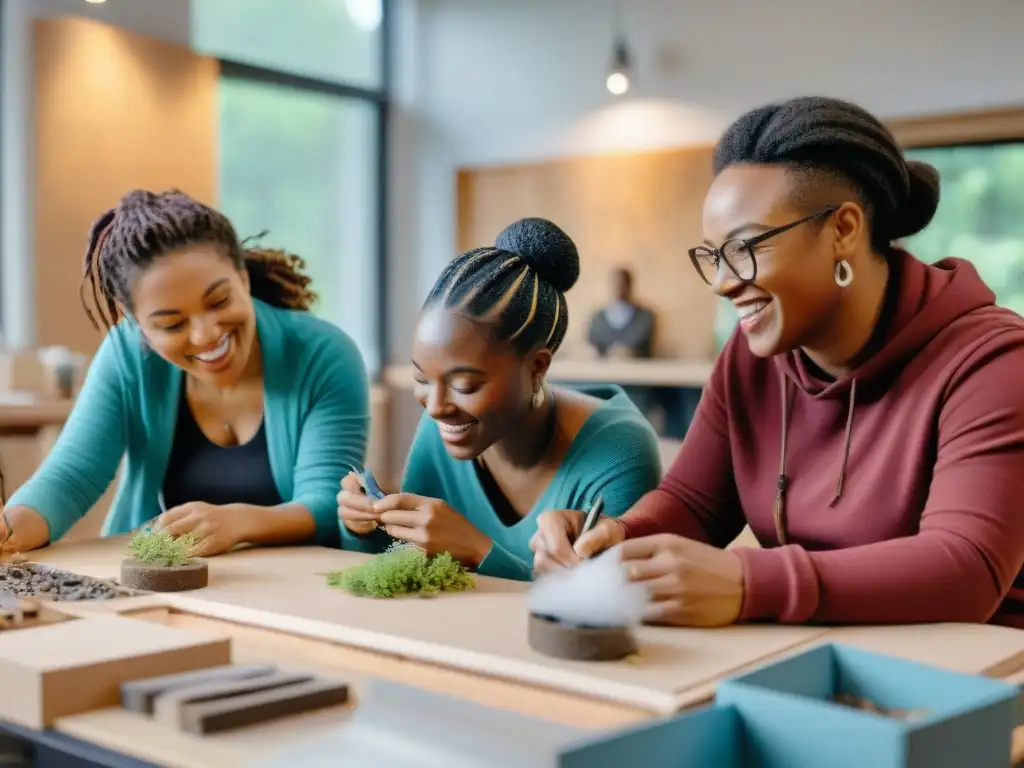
[531,96,1024,629]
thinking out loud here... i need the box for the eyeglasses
[688,206,839,286]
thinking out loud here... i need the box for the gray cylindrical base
[527,612,637,662]
[120,559,208,593]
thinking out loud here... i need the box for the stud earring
[834,260,854,287]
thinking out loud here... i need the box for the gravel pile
[0,562,129,601]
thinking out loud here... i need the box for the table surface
[7,536,1024,767]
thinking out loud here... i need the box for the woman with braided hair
[337,217,662,580]
[0,189,369,558]
[533,96,1024,628]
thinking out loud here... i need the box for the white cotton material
[528,545,649,627]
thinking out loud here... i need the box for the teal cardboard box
[713,642,1019,768]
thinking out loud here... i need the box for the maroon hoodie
[620,250,1024,626]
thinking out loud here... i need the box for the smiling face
[411,306,544,460]
[702,164,851,357]
[129,245,257,387]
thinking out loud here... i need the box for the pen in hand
[576,495,605,559]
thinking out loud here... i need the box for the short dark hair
[712,96,941,249]
[81,189,317,330]
[423,217,580,355]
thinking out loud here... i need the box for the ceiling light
[606,39,632,96]
[345,0,382,31]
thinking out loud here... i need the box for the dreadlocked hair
[424,217,580,355]
[80,189,318,330]
[713,96,942,252]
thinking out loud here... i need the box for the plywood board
[160,549,825,714]
[29,538,821,714]
[29,537,1024,718]
[0,614,231,728]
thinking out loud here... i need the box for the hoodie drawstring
[773,372,858,546]
[831,377,857,507]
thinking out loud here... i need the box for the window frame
[212,1,391,376]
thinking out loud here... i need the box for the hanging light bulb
[606,39,632,95]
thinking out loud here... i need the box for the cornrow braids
[423,217,580,356]
[80,189,317,330]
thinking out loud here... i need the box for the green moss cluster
[127,529,198,567]
[327,543,474,598]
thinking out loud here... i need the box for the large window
[191,0,383,89]
[903,142,1024,315]
[190,0,387,374]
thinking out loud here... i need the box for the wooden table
[382,359,715,390]
[6,536,1024,767]
[0,394,72,433]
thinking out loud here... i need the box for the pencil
[579,495,605,537]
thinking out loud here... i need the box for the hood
[775,249,997,400]
[768,250,997,546]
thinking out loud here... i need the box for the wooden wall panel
[32,15,218,354]
[457,147,718,362]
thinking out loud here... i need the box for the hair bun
[494,217,580,293]
[891,160,941,240]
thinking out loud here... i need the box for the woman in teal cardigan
[337,217,662,581]
[0,189,369,558]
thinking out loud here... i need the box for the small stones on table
[0,562,128,601]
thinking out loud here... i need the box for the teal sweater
[391,385,662,581]
[8,299,370,547]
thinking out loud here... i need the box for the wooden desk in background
[0,393,73,436]
[381,358,715,390]
[0,394,74,507]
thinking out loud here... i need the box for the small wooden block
[0,615,231,729]
[121,663,278,714]
[154,670,316,731]
[178,678,350,735]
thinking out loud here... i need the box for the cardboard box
[0,614,231,728]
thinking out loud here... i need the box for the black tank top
[162,386,283,509]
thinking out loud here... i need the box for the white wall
[385,0,1024,360]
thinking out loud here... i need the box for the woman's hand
[0,506,51,558]
[336,471,380,536]
[529,509,626,574]
[372,493,492,568]
[152,502,249,558]
[620,534,745,627]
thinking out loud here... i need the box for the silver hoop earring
[532,385,545,410]
[834,260,854,288]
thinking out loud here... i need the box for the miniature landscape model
[526,545,647,662]
[120,529,208,592]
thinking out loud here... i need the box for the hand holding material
[374,493,492,569]
[619,533,745,627]
[152,501,246,558]
[337,472,379,536]
[530,502,625,574]
[0,506,50,559]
